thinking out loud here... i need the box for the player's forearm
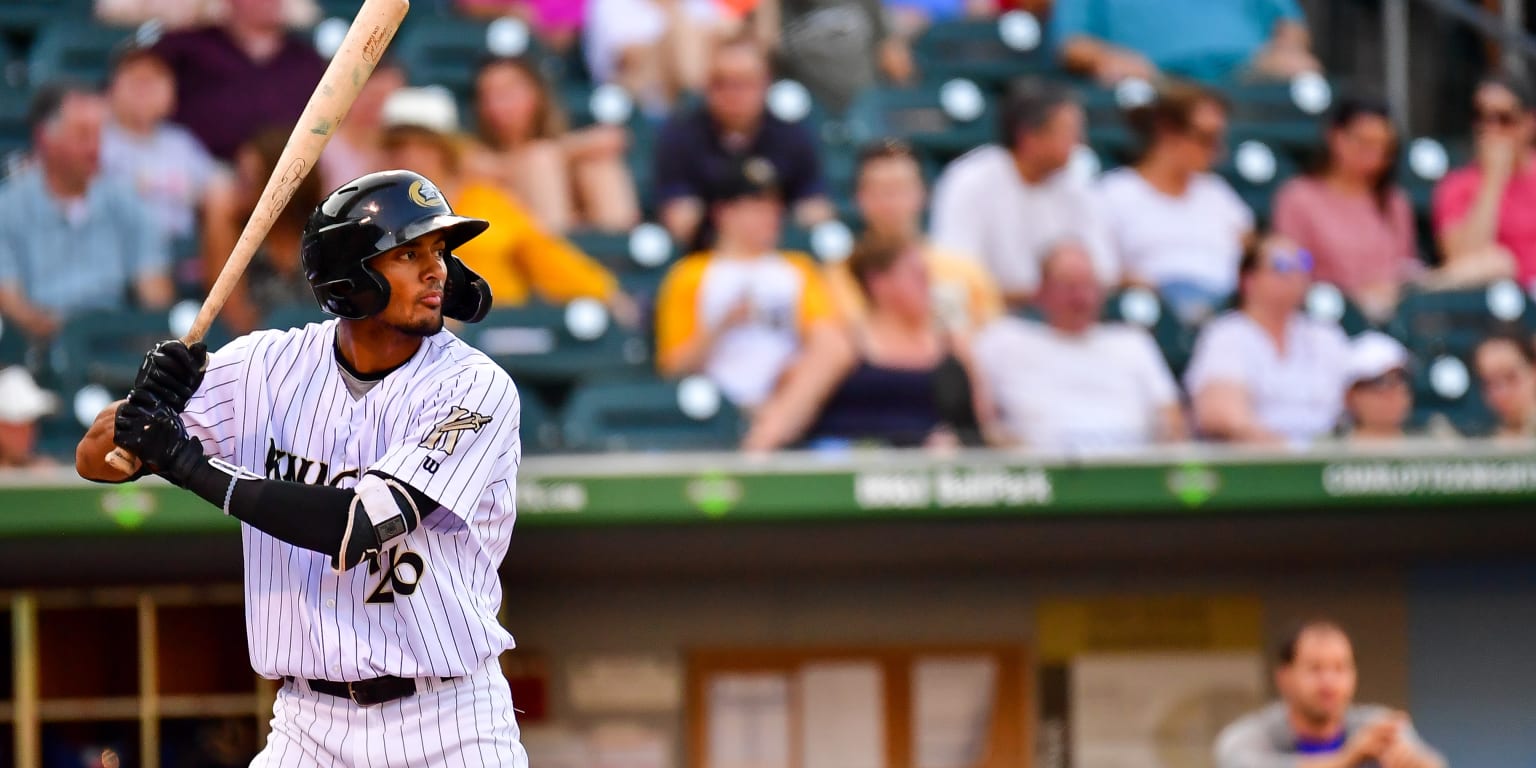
[178,465,425,571]
[76,401,136,483]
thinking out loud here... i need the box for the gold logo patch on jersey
[408,179,443,208]
[419,406,493,454]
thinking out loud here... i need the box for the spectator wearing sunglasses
[1099,83,1253,324]
[1186,235,1350,446]
[1433,73,1536,288]
[1273,98,1419,323]
[1473,332,1536,440]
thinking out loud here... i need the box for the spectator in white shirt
[1100,82,1253,324]
[1186,234,1350,446]
[930,79,1115,308]
[974,241,1184,453]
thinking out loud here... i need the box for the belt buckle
[347,681,373,707]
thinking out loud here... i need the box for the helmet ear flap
[442,255,492,323]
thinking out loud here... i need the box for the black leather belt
[288,675,455,706]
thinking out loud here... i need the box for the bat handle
[105,447,142,475]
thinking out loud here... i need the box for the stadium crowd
[2,0,1536,470]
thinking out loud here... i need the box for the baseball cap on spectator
[108,39,166,77]
[380,86,466,169]
[709,155,780,202]
[1345,331,1411,388]
[0,368,58,424]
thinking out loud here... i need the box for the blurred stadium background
[2,0,1536,766]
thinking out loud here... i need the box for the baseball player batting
[76,170,528,767]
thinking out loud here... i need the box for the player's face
[371,231,450,337]
[1278,629,1357,726]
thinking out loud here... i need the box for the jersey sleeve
[368,364,522,521]
[181,333,260,464]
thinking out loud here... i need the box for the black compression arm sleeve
[179,462,436,567]
[181,461,361,556]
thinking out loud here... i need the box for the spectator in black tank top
[742,234,997,451]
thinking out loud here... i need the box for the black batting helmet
[301,169,493,322]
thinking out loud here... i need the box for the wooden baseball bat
[106,0,411,474]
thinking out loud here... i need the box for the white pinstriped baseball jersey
[180,319,520,681]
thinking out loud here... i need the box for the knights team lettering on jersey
[179,319,521,681]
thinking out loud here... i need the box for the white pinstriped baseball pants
[249,661,528,767]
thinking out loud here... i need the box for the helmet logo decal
[408,179,444,208]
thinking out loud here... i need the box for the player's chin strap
[335,473,423,573]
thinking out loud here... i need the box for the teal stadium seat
[395,15,558,104]
[1398,137,1468,216]
[566,223,677,300]
[1215,139,1297,223]
[838,80,996,163]
[1078,79,1334,162]
[28,21,137,87]
[912,12,1057,88]
[560,376,743,452]
[53,308,231,396]
[1410,353,1494,437]
[0,0,89,36]
[457,302,650,385]
[1101,287,1195,377]
[1216,81,1330,153]
[1388,282,1536,361]
[0,316,28,367]
[0,84,28,166]
[261,302,331,331]
[558,82,659,209]
[515,384,560,453]
[1303,283,1376,338]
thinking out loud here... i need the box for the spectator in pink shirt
[1432,73,1536,288]
[1272,98,1418,322]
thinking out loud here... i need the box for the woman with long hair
[1272,97,1417,322]
[1097,82,1254,324]
[742,234,994,451]
[1184,233,1351,446]
[201,125,325,334]
[469,56,639,233]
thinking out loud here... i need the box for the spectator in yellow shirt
[377,87,638,324]
[656,155,842,408]
[827,140,1003,333]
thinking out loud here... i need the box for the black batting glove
[133,340,208,413]
[113,390,206,487]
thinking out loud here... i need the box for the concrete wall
[1409,563,1536,768]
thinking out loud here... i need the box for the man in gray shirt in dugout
[1215,620,1445,768]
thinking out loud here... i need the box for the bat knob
[105,448,142,475]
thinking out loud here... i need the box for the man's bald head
[1037,241,1103,334]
